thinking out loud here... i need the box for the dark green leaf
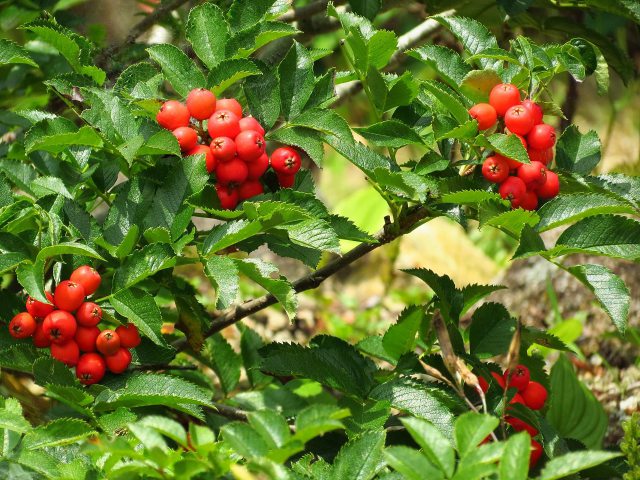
[469,303,516,358]
[147,44,206,97]
[402,269,462,323]
[538,451,621,480]
[0,39,38,67]
[235,259,297,318]
[279,42,315,120]
[202,255,239,309]
[408,45,470,89]
[330,429,385,480]
[186,3,228,69]
[400,416,454,476]
[207,58,261,95]
[555,125,601,174]
[111,288,168,347]
[202,334,241,395]
[354,120,424,148]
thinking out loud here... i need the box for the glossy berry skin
[521,99,544,125]
[503,364,531,392]
[173,127,198,152]
[105,347,132,374]
[211,137,237,162]
[43,310,77,344]
[235,130,266,162]
[54,280,85,312]
[277,172,296,188]
[482,155,509,183]
[215,184,239,210]
[507,416,539,437]
[33,321,51,348]
[499,177,527,208]
[527,124,556,150]
[520,191,539,211]
[505,105,535,136]
[522,381,548,410]
[239,116,265,136]
[247,153,269,180]
[215,98,243,118]
[186,88,216,120]
[76,302,102,327]
[156,100,190,131]
[26,292,55,319]
[530,439,543,468]
[116,323,141,348]
[9,312,36,339]
[50,340,80,366]
[70,266,101,295]
[518,161,547,189]
[75,326,100,352]
[238,180,264,200]
[96,330,121,356]
[535,171,560,199]
[187,144,216,173]
[528,148,553,166]
[216,158,248,185]
[271,147,301,174]
[469,103,497,130]
[208,110,240,139]
[76,353,106,385]
[489,83,521,116]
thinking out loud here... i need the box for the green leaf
[228,0,276,31]
[289,108,352,142]
[244,61,280,129]
[279,42,315,120]
[354,120,424,148]
[538,451,622,480]
[0,407,31,433]
[0,39,38,67]
[147,44,206,97]
[479,133,529,165]
[454,412,499,458]
[348,0,382,19]
[235,259,297,319]
[367,29,397,70]
[137,130,181,157]
[460,284,506,314]
[285,218,340,253]
[400,416,455,477]
[32,357,77,387]
[402,269,462,323]
[112,243,176,293]
[202,334,241,395]
[384,446,444,480]
[294,404,348,443]
[268,126,325,166]
[227,21,299,58]
[221,422,269,458]
[469,303,516,358]
[248,409,291,449]
[440,190,501,204]
[330,430,385,480]
[555,125,601,174]
[186,3,228,69]
[0,344,41,373]
[30,176,73,199]
[459,69,502,103]
[114,62,162,100]
[202,255,239,309]
[408,45,470,89]
[103,178,154,248]
[81,88,139,150]
[25,117,102,154]
[323,135,397,178]
[481,205,540,237]
[499,432,530,480]
[202,219,263,255]
[138,415,188,448]
[207,58,261,95]
[421,80,469,125]
[22,418,96,450]
[111,288,168,347]
[434,16,499,69]
[382,306,425,363]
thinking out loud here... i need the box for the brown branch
[210,402,249,421]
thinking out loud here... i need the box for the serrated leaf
[227,21,299,58]
[399,416,455,477]
[289,108,352,141]
[114,62,162,99]
[556,125,601,174]
[138,415,188,447]
[30,176,73,199]
[403,269,462,323]
[137,130,181,157]
[202,255,239,309]
[22,418,96,450]
[32,357,77,387]
[0,344,41,373]
[284,218,340,253]
[25,117,102,154]
[460,283,506,314]
[348,0,382,19]
[0,39,38,67]
[367,29,397,69]
[111,288,168,347]
[330,429,385,480]
[81,88,140,149]
[382,306,425,363]
[354,120,424,148]
[455,412,500,459]
[481,205,540,237]
[235,259,297,319]
[221,422,269,458]
[103,177,154,248]
[478,133,529,165]
[279,41,315,120]
[323,135,397,178]
[186,3,228,69]
[408,44,470,89]
[202,219,263,256]
[421,80,469,125]
[384,446,444,480]
[469,303,516,358]
[499,432,530,480]
[228,0,277,31]
[244,61,280,129]
[268,126,325,166]
[538,451,621,480]
[112,243,176,293]
[202,333,241,395]
[248,409,291,449]
[207,58,261,95]
[459,69,502,103]
[147,44,205,97]
[0,406,31,433]
[434,16,499,69]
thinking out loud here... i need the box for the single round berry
[33,321,51,348]
[75,325,100,352]
[482,155,509,183]
[208,110,240,139]
[528,148,553,166]
[216,158,248,185]
[527,124,556,150]
[235,130,265,162]
[239,116,265,136]
[26,292,55,319]
[503,364,531,392]
[521,99,544,125]
[271,147,301,174]
[506,416,539,437]
[489,83,521,116]
[469,103,497,130]
[76,302,102,327]
[277,172,296,188]
[522,381,548,410]
[54,280,85,312]
[520,191,539,211]
[70,265,101,296]
[517,161,547,189]
[186,88,216,120]
[105,347,132,374]
[156,100,190,131]
[96,330,121,356]
[187,145,216,173]
[43,310,77,344]
[50,340,80,366]
[505,105,535,136]
[530,439,543,468]
[215,184,239,210]
[535,170,560,199]
[215,98,243,118]
[211,137,237,162]
[9,312,36,339]
[238,180,264,200]
[116,323,141,349]
[499,176,527,208]
[247,153,269,180]
[173,126,198,152]
[76,353,106,385]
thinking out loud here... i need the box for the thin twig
[209,402,249,421]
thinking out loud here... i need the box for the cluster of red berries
[478,364,548,467]
[470,83,560,210]
[8,266,141,386]
[156,89,302,210]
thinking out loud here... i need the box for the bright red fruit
[491,371,506,389]
[26,292,55,318]
[530,439,543,467]
[277,172,296,188]
[76,302,102,327]
[527,124,556,150]
[520,191,539,211]
[506,416,539,437]
[9,312,36,339]
[215,98,243,118]
[105,348,132,374]
[528,148,553,166]
[50,340,80,366]
[499,177,527,208]
[247,153,269,180]
[186,88,216,120]
[478,376,489,393]
[211,137,237,162]
[521,99,544,125]
[96,330,121,356]
[156,100,190,131]
[503,364,531,392]
[76,353,106,385]
[33,321,51,348]
[173,126,198,152]
[535,171,560,199]
[43,310,77,344]
[271,147,301,174]
[239,116,265,136]
[70,265,101,295]
[489,83,521,116]
[505,105,535,136]
[54,280,85,312]
[116,323,141,348]
[482,155,509,183]
[469,103,497,130]
[75,326,100,352]
[510,393,525,406]
[215,184,239,210]
[518,161,547,188]
[208,110,240,139]
[216,158,248,185]
[522,381,548,410]
[238,180,264,200]
[235,130,266,162]
[187,145,215,173]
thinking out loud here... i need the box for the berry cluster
[156,89,302,210]
[8,266,140,386]
[478,364,548,467]
[470,83,560,210]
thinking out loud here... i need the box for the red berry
[521,381,548,410]
[54,280,85,312]
[478,376,489,393]
[105,347,132,374]
[506,416,539,437]
[520,191,539,211]
[208,110,240,139]
[530,439,543,468]
[521,99,543,125]
[491,371,506,389]
[235,130,266,162]
[271,147,301,174]
[489,83,521,116]
[9,312,36,339]
[277,172,296,188]
[215,98,243,118]
[115,323,141,348]
[499,177,527,208]
[518,161,547,189]
[43,310,77,344]
[156,100,190,131]
[535,171,560,199]
[76,302,102,327]
[505,105,535,136]
[70,266,101,296]
[239,116,265,136]
[173,126,198,152]
[75,326,100,352]
[210,137,237,162]
[50,340,80,366]
[247,153,269,180]
[76,353,106,385]
[216,158,248,185]
[96,330,121,356]
[238,180,264,200]
[503,364,531,392]
[186,88,216,120]
[482,155,509,183]
[26,292,55,319]
[528,148,553,166]
[527,124,556,150]
[215,184,239,210]
[469,103,497,130]
[510,392,526,405]
[33,321,51,348]
[186,145,215,173]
